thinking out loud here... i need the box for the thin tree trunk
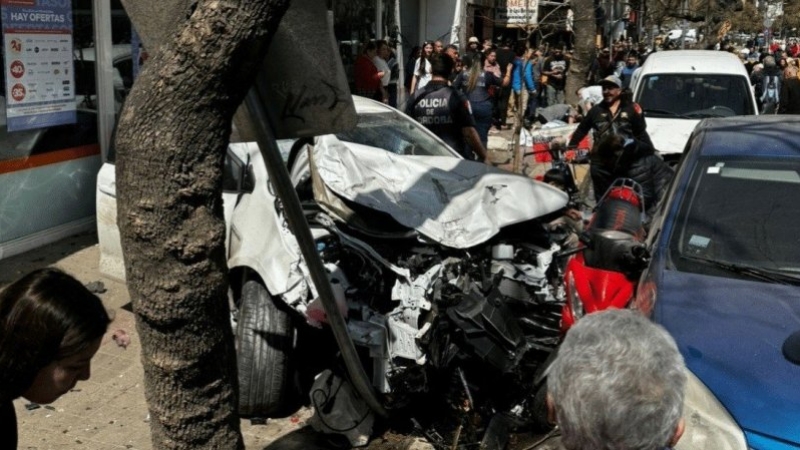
[115,1,291,448]
[567,0,597,105]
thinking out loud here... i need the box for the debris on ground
[111,329,131,349]
[85,280,107,294]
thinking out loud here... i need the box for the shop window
[0,0,101,166]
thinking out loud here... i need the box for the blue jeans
[546,85,566,106]
[471,100,493,149]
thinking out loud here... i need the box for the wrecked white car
[228,138,570,446]
[98,95,571,447]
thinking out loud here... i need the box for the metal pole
[92,0,114,160]
[450,0,464,46]
[419,0,427,44]
[376,0,383,39]
[395,0,406,107]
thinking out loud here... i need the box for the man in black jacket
[568,75,672,215]
[779,66,800,114]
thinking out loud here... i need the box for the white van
[631,50,758,160]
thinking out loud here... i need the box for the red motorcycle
[560,178,650,332]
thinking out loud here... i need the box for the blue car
[634,116,800,450]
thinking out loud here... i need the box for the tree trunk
[566,0,597,105]
[115,0,291,448]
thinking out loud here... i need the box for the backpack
[762,75,779,104]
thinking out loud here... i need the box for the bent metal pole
[243,89,388,419]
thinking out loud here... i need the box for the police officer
[406,53,487,161]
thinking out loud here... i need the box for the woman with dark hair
[0,268,111,448]
[453,52,502,148]
[404,45,421,92]
[409,41,434,95]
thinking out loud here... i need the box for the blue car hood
[654,269,800,445]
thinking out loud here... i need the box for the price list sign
[1,0,75,131]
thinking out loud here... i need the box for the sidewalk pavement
[488,121,591,187]
[487,124,550,179]
[2,231,310,450]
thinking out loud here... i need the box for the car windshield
[334,110,456,157]
[638,74,755,118]
[670,157,800,280]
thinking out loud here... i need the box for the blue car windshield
[670,157,800,277]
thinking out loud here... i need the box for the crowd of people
[394,36,679,213]
[739,43,800,114]
[392,36,589,161]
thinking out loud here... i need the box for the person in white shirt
[410,41,434,95]
[576,84,603,114]
[372,40,391,103]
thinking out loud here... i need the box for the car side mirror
[223,151,255,194]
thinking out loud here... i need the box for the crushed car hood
[311,135,569,249]
[646,118,700,155]
[653,269,800,446]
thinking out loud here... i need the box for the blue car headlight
[676,369,747,450]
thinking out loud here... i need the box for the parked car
[631,50,758,162]
[97,95,572,442]
[634,116,800,449]
[74,44,134,111]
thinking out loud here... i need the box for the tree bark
[566,0,597,105]
[115,0,291,448]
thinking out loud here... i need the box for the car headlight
[567,271,585,321]
[676,369,747,450]
[633,278,657,316]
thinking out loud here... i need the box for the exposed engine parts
[294,212,567,446]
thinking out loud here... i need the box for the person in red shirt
[789,40,800,58]
[354,41,385,100]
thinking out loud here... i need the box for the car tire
[530,380,553,433]
[530,347,557,432]
[236,278,301,418]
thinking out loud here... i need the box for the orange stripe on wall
[0,144,100,175]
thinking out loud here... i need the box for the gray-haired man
[534,309,687,450]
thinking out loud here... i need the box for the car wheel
[530,380,553,432]
[236,278,302,418]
